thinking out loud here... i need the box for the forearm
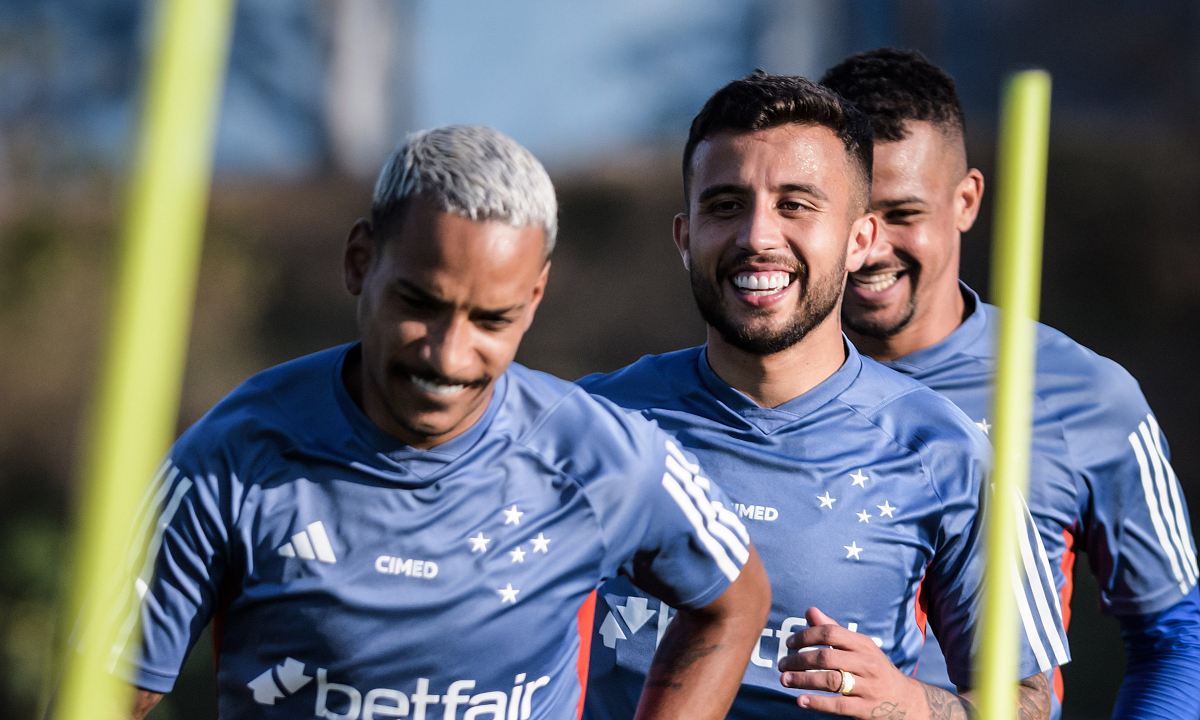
[634,548,770,720]
[1113,588,1200,719]
[954,672,1050,720]
[132,688,164,720]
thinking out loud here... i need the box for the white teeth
[733,272,792,293]
[853,271,900,293]
[410,375,466,396]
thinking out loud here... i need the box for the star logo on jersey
[509,546,526,563]
[877,500,897,518]
[248,657,312,705]
[498,583,520,603]
[856,509,871,523]
[850,470,869,487]
[502,505,524,525]
[468,532,490,552]
[530,533,551,553]
[844,542,863,560]
[817,492,837,509]
[276,521,337,564]
[976,418,991,435]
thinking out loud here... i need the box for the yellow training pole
[974,70,1052,719]
[55,0,235,718]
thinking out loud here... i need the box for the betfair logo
[278,521,338,564]
[248,657,313,705]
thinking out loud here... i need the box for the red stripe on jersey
[576,590,598,719]
[914,567,930,639]
[1053,528,1078,703]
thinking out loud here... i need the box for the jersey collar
[696,336,863,434]
[884,282,991,373]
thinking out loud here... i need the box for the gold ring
[837,669,855,695]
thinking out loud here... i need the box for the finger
[780,668,843,693]
[777,647,860,674]
[786,623,862,650]
[798,692,862,716]
[806,606,839,627]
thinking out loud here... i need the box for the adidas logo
[277,521,338,564]
[248,657,312,705]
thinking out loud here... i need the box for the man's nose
[737,201,787,254]
[421,314,475,379]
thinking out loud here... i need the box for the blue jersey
[112,344,749,720]
[579,342,1068,719]
[885,284,1198,702]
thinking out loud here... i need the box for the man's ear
[344,219,374,296]
[845,212,878,274]
[672,212,691,271]
[955,168,985,233]
[523,260,552,330]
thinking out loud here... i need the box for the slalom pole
[55,0,235,718]
[973,70,1052,719]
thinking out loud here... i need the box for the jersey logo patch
[277,521,338,564]
[248,657,312,705]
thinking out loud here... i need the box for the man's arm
[778,607,1052,720]
[131,689,163,720]
[1111,585,1200,719]
[633,545,770,720]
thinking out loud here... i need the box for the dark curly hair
[683,70,873,210]
[819,48,965,144]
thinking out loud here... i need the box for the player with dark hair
[582,72,1065,720]
[823,48,1200,719]
[112,124,771,720]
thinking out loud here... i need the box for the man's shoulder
[842,356,990,459]
[575,347,702,411]
[506,363,670,482]
[1032,318,1147,412]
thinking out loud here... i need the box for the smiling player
[822,47,1200,719]
[581,72,1066,720]
[113,125,770,720]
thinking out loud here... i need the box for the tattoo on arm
[1017,673,1051,720]
[870,700,907,719]
[922,684,973,720]
[643,635,723,690]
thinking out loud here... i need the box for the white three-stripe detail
[1129,427,1190,594]
[661,441,747,581]
[1147,415,1198,579]
[1012,492,1069,664]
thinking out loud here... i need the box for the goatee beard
[690,255,846,356]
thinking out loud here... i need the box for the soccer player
[822,48,1200,719]
[113,125,771,720]
[581,73,1066,720]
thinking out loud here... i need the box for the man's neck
[847,279,966,362]
[704,313,848,409]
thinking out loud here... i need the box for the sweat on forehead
[682,71,873,210]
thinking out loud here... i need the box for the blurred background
[1,1,1198,718]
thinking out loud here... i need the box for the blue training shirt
[112,344,750,720]
[886,284,1198,707]
[579,341,1068,719]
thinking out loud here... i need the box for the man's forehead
[691,124,848,189]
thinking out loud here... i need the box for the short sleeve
[109,436,235,693]
[920,426,1070,688]
[1063,362,1199,615]
[568,395,751,610]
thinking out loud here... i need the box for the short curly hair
[819,48,964,144]
[683,71,874,211]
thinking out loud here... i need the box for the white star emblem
[502,505,524,525]
[468,532,490,552]
[530,533,551,553]
[844,541,863,560]
[856,509,871,523]
[877,500,897,518]
[498,584,520,603]
[976,418,991,435]
[817,492,836,509]
[509,546,526,563]
[850,470,869,487]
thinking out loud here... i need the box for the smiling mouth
[409,374,468,396]
[850,270,903,293]
[731,271,795,295]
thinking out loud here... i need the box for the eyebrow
[394,278,525,317]
[872,196,928,209]
[695,182,830,205]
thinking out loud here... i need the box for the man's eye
[477,317,514,331]
[778,200,808,212]
[398,293,436,310]
[708,199,741,214]
[886,209,922,224]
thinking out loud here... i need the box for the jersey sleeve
[566,394,751,610]
[108,432,237,693]
[1059,359,1199,616]
[919,424,1070,688]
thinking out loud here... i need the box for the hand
[777,607,948,719]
